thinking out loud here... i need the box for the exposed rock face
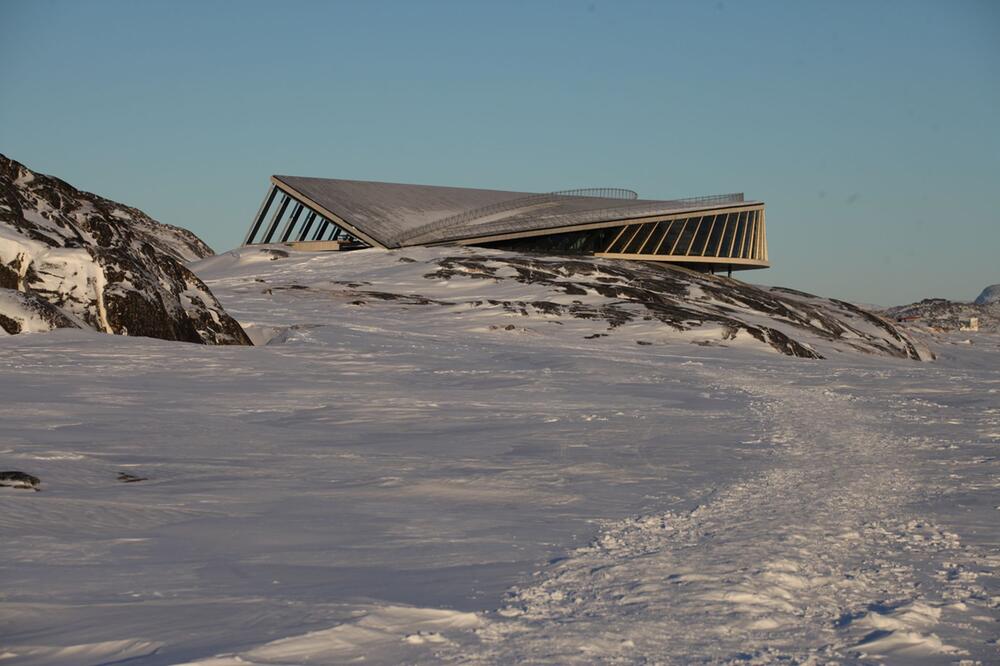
[419,254,926,360]
[0,154,251,344]
[208,245,927,360]
[0,471,40,490]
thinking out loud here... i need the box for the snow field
[1,246,997,663]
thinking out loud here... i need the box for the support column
[279,202,304,242]
[261,194,291,243]
[243,185,278,245]
[312,219,330,240]
[296,211,318,241]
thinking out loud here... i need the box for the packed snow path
[466,366,999,663]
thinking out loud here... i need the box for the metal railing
[553,187,638,200]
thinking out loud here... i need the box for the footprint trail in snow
[459,368,999,663]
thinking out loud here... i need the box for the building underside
[242,176,769,272]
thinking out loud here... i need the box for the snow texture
[0,245,997,664]
[0,155,250,344]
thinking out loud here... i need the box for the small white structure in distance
[960,317,979,332]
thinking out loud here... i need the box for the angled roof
[271,175,759,249]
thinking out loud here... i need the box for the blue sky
[2,0,997,304]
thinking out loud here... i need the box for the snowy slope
[975,284,1000,306]
[0,245,996,664]
[194,245,929,360]
[0,155,249,344]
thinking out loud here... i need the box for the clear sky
[2,0,997,305]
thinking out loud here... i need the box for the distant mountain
[974,284,1000,306]
[0,154,251,344]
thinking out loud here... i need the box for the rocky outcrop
[419,254,927,360]
[209,245,928,360]
[0,154,251,344]
[0,471,41,490]
[886,290,998,332]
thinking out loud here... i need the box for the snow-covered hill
[0,155,250,344]
[975,283,1000,306]
[195,245,929,361]
[1,241,997,664]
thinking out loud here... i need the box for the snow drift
[0,155,250,344]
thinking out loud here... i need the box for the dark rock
[0,471,40,490]
[0,154,251,344]
[117,472,148,483]
[422,253,925,359]
[0,288,80,334]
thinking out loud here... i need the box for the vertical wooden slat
[652,219,676,254]
[759,209,767,261]
[622,223,647,253]
[636,221,661,254]
[700,215,718,256]
[726,211,740,257]
[669,218,690,255]
[734,211,749,258]
[605,225,631,253]
[683,217,703,255]
[713,213,731,256]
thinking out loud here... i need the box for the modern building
[242,176,768,272]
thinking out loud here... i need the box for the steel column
[279,202,304,242]
[296,211,318,241]
[243,185,278,245]
[261,194,291,243]
[312,219,330,240]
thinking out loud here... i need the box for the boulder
[0,471,41,490]
[0,154,251,344]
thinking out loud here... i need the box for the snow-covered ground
[1,246,997,664]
